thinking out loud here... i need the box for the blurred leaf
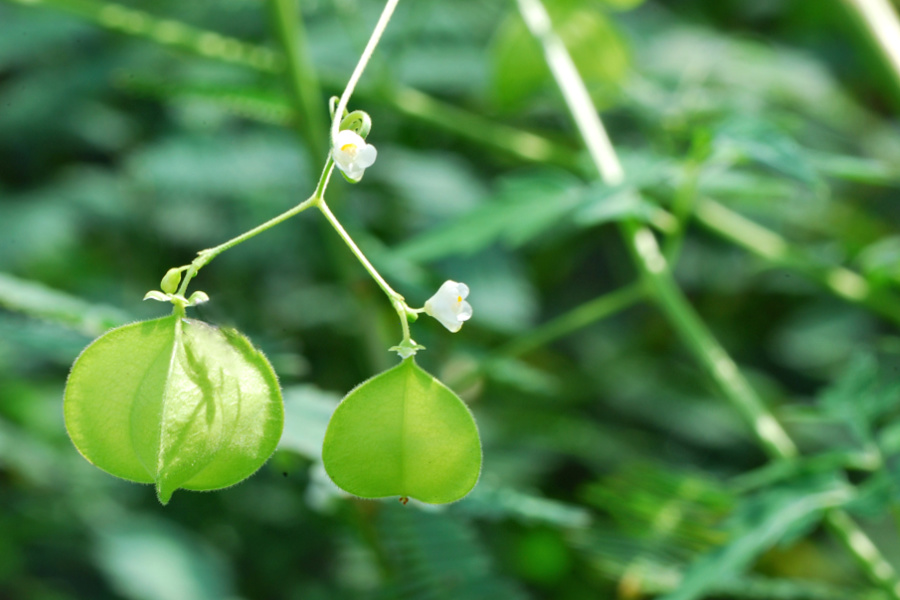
[278,384,341,461]
[454,481,591,528]
[0,272,129,336]
[662,476,854,600]
[857,236,900,287]
[769,306,876,373]
[395,169,585,262]
[712,118,823,192]
[582,464,734,556]
[574,186,665,228]
[809,152,900,186]
[449,248,540,334]
[483,356,561,396]
[819,354,900,448]
[93,517,233,600]
[117,77,293,126]
[491,4,629,111]
[126,131,310,196]
[375,504,529,600]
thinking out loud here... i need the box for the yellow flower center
[457,296,462,303]
[340,143,358,154]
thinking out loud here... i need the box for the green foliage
[323,358,481,504]
[64,315,284,504]
[491,2,629,111]
[375,504,528,600]
[4,0,900,598]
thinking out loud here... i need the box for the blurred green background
[4,0,900,598]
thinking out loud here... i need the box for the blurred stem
[495,283,645,359]
[694,198,900,327]
[618,218,798,459]
[841,0,900,105]
[518,0,900,596]
[824,510,900,597]
[662,146,705,263]
[4,0,283,72]
[385,86,580,168]
[267,0,328,156]
[516,0,796,458]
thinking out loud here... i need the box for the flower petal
[424,280,472,332]
[356,144,377,168]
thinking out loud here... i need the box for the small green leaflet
[64,315,283,504]
[322,358,482,504]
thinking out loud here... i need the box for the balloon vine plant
[63,0,481,506]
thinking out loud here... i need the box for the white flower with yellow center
[424,281,472,333]
[332,129,377,182]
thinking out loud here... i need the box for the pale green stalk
[516,0,900,595]
[316,199,408,311]
[842,0,900,101]
[330,0,400,143]
[175,160,335,297]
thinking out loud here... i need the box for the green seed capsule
[64,315,283,504]
[160,268,183,294]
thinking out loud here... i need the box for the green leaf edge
[64,315,285,505]
[322,358,483,505]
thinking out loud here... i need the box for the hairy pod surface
[64,315,283,504]
[323,358,481,504]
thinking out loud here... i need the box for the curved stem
[330,0,400,143]
[175,159,335,297]
[316,199,403,304]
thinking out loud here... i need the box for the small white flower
[424,281,472,333]
[332,129,377,181]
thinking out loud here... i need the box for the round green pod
[64,315,283,504]
[322,358,481,504]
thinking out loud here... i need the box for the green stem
[495,283,645,359]
[330,0,400,142]
[662,153,703,263]
[694,198,900,327]
[315,199,403,304]
[267,0,328,156]
[384,86,579,168]
[842,0,900,107]
[824,510,900,597]
[517,0,900,595]
[316,198,415,349]
[176,159,334,297]
[6,0,283,73]
[621,219,798,458]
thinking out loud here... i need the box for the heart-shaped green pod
[322,358,481,504]
[64,315,283,504]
